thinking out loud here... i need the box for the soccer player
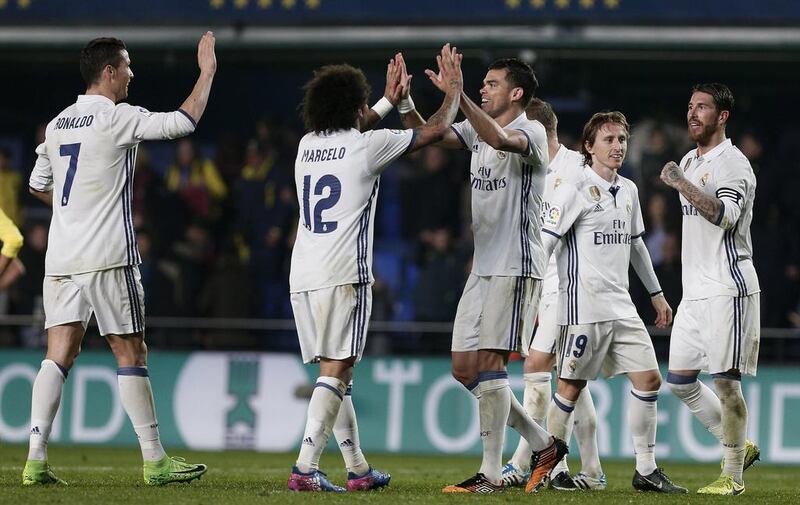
[503,99,605,491]
[287,44,463,492]
[0,206,24,289]
[396,55,563,493]
[24,33,216,486]
[661,83,760,496]
[531,111,687,494]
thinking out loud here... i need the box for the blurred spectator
[234,140,294,318]
[0,147,22,224]
[644,192,670,267]
[165,139,227,219]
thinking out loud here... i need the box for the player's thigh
[668,299,707,372]
[480,276,540,354]
[292,283,371,364]
[530,291,559,356]
[43,275,92,332]
[555,322,610,381]
[707,294,760,376]
[451,274,483,352]
[79,266,145,337]
[602,317,659,378]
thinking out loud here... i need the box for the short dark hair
[488,58,538,108]
[691,83,734,115]
[301,64,370,133]
[526,98,557,135]
[80,37,127,86]
[580,111,630,166]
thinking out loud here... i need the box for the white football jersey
[541,167,645,324]
[677,139,760,300]
[29,95,196,276]
[289,128,415,293]
[451,112,548,278]
[541,145,585,297]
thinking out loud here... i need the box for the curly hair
[301,64,371,133]
[580,111,630,166]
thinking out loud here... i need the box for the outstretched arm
[361,53,406,132]
[178,31,217,125]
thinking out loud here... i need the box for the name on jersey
[593,219,631,245]
[55,115,94,130]
[300,147,346,163]
[470,166,507,191]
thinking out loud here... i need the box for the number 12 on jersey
[59,143,81,206]
[302,174,341,234]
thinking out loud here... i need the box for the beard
[688,120,717,144]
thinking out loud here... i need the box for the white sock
[477,372,511,484]
[509,372,551,471]
[546,393,575,441]
[333,383,369,476]
[573,386,603,477]
[507,385,552,451]
[296,376,346,474]
[117,367,166,462]
[629,389,658,476]
[717,379,747,483]
[28,360,66,461]
[668,375,724,441]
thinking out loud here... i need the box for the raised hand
[197,31,217,75]
[382,54,404,105]
[397,53,413,99]
[660,161,684,189]
[425,43,463,95]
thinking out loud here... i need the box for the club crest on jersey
[542,203,562,227]
[700,173,710,187]
[589,186,601,201]
[626,197,632,215]
[568,359,577,373]
[496,150,507,160]
[554,177,562,189]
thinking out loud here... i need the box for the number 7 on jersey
[59,143,81,206]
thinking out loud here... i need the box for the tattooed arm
[660,161,723,224]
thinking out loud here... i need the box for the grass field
[0,445,797,504]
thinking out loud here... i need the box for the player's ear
[511,87,523,102]
[718,110,729,125]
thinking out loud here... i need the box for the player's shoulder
[617,174,639,193]
[721,143,753,170]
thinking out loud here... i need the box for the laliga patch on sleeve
[389,129,404,135]
[543,204,562,228]
[137,107,153,117]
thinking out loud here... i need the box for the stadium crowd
[1,114,799,349]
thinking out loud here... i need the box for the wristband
[370,97,393,119]
[398,95,416,114]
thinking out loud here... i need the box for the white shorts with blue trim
[451,274,542,356]
[43,266,145,337]
[530,290,559,354]
[669,294,760,376]
[556,317,658,381]
[291,283,372,364]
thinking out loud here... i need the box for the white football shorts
[669,294,760,376]
[451,274,542,356]
[530,290,559,354]
[291,283,372,364]
[43,266,145,336]
[556,317,658,380]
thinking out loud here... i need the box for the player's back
[34,95,139,275]
[289,127,413,293]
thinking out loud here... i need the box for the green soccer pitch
[1,445,797,504]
